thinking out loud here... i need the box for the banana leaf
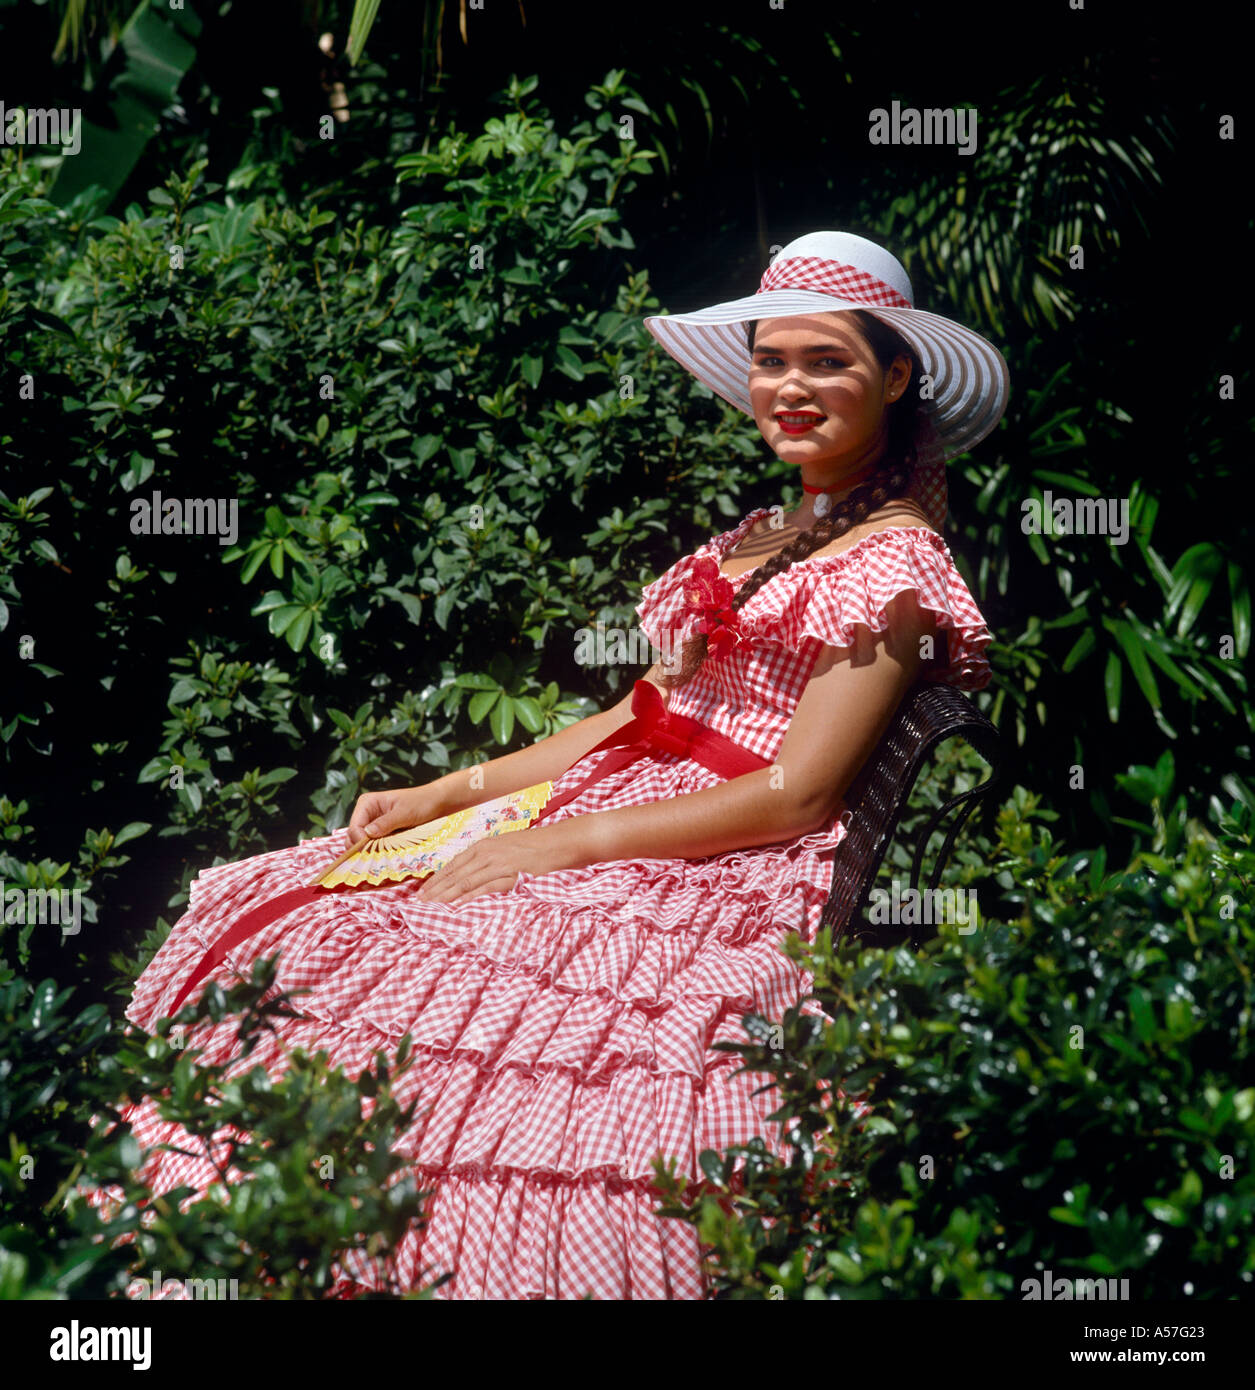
[47,1,200,214]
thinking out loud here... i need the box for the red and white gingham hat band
[759,254,914,308]
[643,231,1010,530]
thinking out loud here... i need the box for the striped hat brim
[643,288,1010,464]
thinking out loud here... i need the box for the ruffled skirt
[84,746,850,1299]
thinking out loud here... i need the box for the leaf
[257,768,298,788]
[512,696,546,734]
[168,677,202,704]
[1135,628,1205,700]
[825,1251,865,1283]
[346,0,383,65]
[1030,469,1103,496]
[23,308,76,339]
[1103,650,1122,723]
[433,590,458,630]
[251,590,290,615]
[1229,559,1250,658]
[28,979,61,1030]
[240,546,269,583]
[1061,627,1096,672]
[1128,987,1156,1044]
[1115,767,1158,807]
[467,690,499,724]
[1166,542,1222,638]
[267,605,302,637]
[112,822,151,847]
[489,697,515,744]
[553,345,585,381]
[1219,774,1255,817]
[285,610,313,651]
[48,6,201,214]
[1105,618,1160,710]
[1143,1197,1188,1227]
[1178,575,1216,639]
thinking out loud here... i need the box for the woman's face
[747,312,911,479]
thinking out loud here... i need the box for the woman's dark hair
[657,309,925,691]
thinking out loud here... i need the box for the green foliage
[654,785,1255,1300]
[0,956,438,1299]
[44,3,202,214]
[861,75,1252,825]
[0,71,758,908]
[0,46,1249,1302]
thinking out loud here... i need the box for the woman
[90,230,1009,1299]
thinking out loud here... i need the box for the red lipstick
[775,411,825,435]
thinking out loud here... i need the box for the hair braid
[657,453,916,691]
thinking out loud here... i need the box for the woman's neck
[794,458,881,525]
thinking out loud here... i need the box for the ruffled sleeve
[634,551,698,651]
[741,527,993,692]
[634,510,769,651]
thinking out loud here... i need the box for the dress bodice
[634,507,992,765]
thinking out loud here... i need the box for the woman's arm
[425,662,668,815]
[417,594,939,900]
[347,662,668,846]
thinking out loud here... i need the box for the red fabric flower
[682,555,747,660]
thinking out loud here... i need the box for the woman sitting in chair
[87,230,1009,1300]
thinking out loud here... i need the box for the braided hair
[657,309,926,692]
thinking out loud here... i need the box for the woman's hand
[415,823,587,904]
[346,784,450,849]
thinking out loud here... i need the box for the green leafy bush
[655,777,1255,1300]
[1,71,764,944]
[1,957,436,1300]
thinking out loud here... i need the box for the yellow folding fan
[309,781,555,888]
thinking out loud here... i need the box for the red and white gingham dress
[87,510,992,1300]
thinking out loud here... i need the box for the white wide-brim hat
[643,230,1010,529]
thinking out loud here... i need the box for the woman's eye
[754,356,848,368]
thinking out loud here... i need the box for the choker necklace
[802,462,881,518]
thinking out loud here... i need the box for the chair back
[818,682,1001,947]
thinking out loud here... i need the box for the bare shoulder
[812,495,939,560]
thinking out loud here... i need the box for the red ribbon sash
[164,885,323,1019]
[165,681,767,1016]
[531,678,769,824]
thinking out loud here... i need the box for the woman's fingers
[455,876,515,902]
[347,792,390,846]
[417,845,517,903]
[419,870,514,903]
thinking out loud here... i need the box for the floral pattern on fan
[311,781,554,889]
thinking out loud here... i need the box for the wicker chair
[817,682,1002,949]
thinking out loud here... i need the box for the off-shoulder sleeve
[744,528,994,692]
[634,510,770,650]
[634,550,699,650]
